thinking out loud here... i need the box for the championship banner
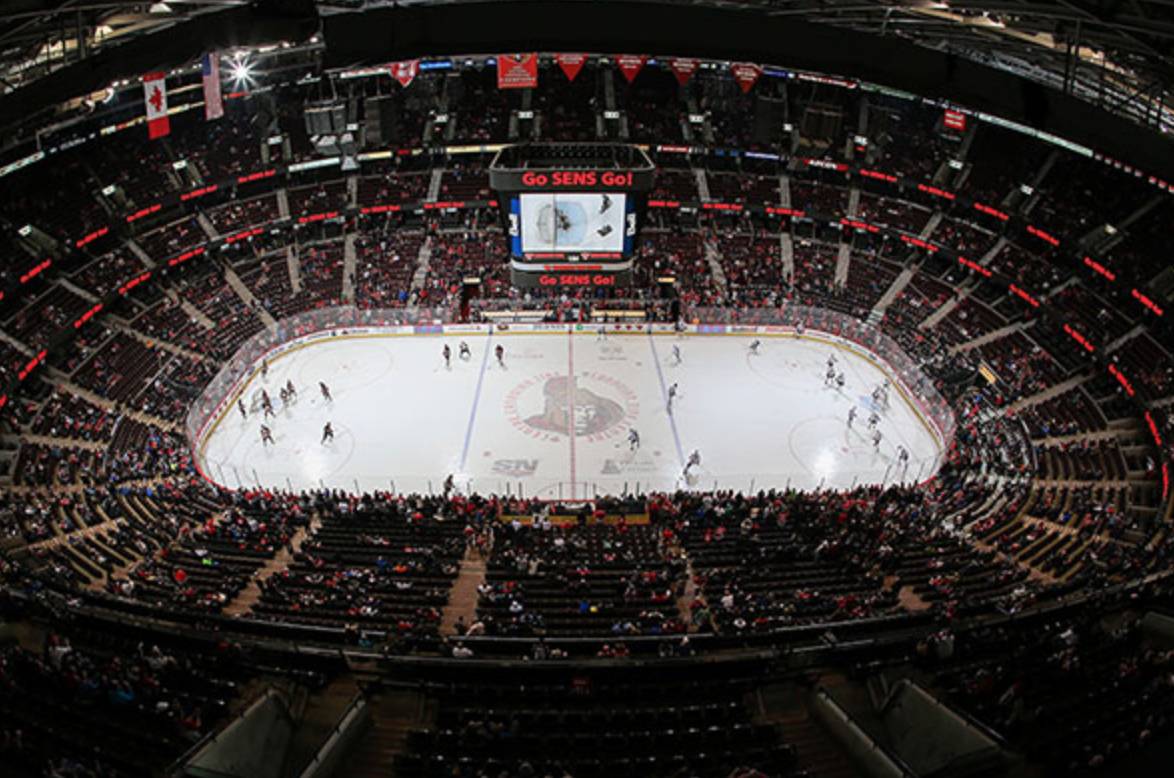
[498,54,538,89]
[556,54,587,82]
[615,55,647,83]
[391,59,419,88]
[202,54,224,121]
[142,72,170,139]
[670,58,699,86]
[731,62,763,93]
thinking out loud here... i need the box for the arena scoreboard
[489,144,654,289]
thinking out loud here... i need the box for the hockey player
[320,382,332,402]
[238,399,247,420]
[872,429,883,449]
[749,339,761,355]
[443,344,452,368]
[322,422,334,444]
[597,326,608,341]
[867,411,880,430]
[835,372,846,390]
[672,344,682,364]
[286,379,297,399]
[628,428,640,451]
[495,343,505,366]
[667,382,679,410]
[897,446,909,466]
[847,406,857,427]
[827,353,838,370]
[261,359,269,379]
[459,341,472,360]
[261,394,275,419]
[260,425,274,446]
[684,449,701,475]
[279,387,290,409]
[825,364,837,386]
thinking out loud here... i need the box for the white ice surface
[197,331,946,498]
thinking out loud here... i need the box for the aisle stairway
[223,512,323,616]
[438,546,487,634]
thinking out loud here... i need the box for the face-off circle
[504,371,639,443]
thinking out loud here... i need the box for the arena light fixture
[230,57,255,86]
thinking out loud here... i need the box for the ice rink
[196,329,948,498]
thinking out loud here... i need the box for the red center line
[566,328,577,501]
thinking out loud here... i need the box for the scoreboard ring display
[489,143,655,289]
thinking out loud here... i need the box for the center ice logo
[504,372,639,442]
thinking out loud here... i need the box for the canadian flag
[143,72,170,139]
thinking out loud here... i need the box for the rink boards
[192,322,951,498]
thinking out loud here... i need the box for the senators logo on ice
[505,372,638,442]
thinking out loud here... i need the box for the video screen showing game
[518,192,627,254]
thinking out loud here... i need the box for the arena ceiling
[0,1,1171,152]
[755,0,1174,131]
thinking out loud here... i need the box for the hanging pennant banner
[615,55,647,83]
[498,54,538,88]
[731,62,763,93]
[556,54,587,82]
[142,72,170,139]
[670,58,699,86]
[943,109,967,131]
[391,59,419,88]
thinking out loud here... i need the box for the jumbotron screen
[490,144,654,289]
[515,192,633,255]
